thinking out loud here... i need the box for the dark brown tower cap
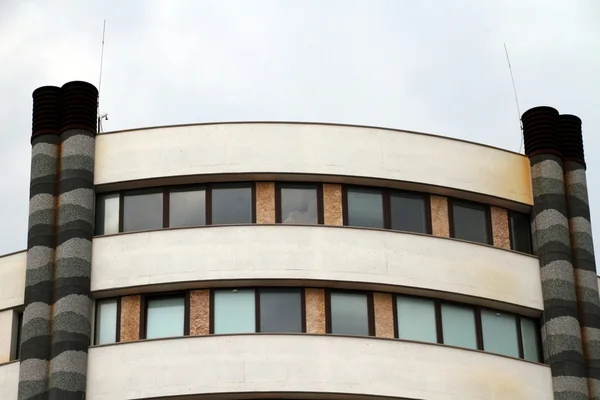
[558,114,585,168]
[60,81,99,134]
[521,106,561,158]
[31,86,61,142]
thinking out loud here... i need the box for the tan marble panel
[305,288,326,334]
[430,195,450,237]
[323,184,343,226]
[255,182,275,224]
[120,295,141,342]
[491,206,511,249]
[373,292,394,338]
[190,290,210,335]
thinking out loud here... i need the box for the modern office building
[0,81,598,400]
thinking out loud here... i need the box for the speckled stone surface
[120,296,141,342]
[430,195,450,237]
[373,292,394,339]
[255,182,275,224]
[491,207,510,249]
[305,289,325,334]
[323,184,343,226]
[190,290,210,335]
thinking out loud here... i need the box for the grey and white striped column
[18,86,62,400]
[49,81,98,400]
[559,114,600,399]
[522,106,588,400]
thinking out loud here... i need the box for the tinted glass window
[510,211,532,253]
[95,298,118,345]
[259,288,302,332]
[15,312,23,360]
[390,193,428,233]
[521,317,540,362]
[212,185,252,224]
[145,296,185,339]
[452,201,489,244]
[396,296,437,343]
[441,303,477,349]
[330,291,369,336]
[170,188,206,227]
[346,188,383,229]
[123,191,163,232]
[481,309,519,357]
[95,193,120,235]
[213,289,255,334]
[280,185,318,224]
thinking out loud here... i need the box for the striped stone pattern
[565,161,600,398]
[19,134,60,400]
[49,128,96,400]
[530,154,588,400]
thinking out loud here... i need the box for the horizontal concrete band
[86,334,552,400]
[0,361,18,400]
[91,225,542,313]
[95,123,533,206]
[0,252,26,311]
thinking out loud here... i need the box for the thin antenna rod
[98,19,106,99]
[504,43,523,153]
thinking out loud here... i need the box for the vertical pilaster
[523,106,588,400]
[19,86,61,400]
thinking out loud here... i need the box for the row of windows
[96,182,533,253]
[94,288,541,362]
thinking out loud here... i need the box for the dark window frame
[13,311,23,360]
[508,210,533,254]
[121,187,165,233]
[93,297,122,345]
[342,184,432,234]
[325,288,375,337]
[275,182,324,225]
[448,198,493,245]
[140,291,190,340]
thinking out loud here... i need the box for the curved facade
[2,84,599,400]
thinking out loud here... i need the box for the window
[345,187,383,229]
[259,288,303,332]
[211,184,253,224]
[169,187,206,227]
[213,289,255,334]
[521,317,540,362]
[441,303,477,349]
[328,291,371,336]
[95,298,118,345]
[95,193,119,235]
[509,211,532,254]
[277,184,320,224]
[13,312,23,360]
[481,309,519,357]
[390,192,428,234]
[451,200,490,244]
[396,296,437,343]
[145,295,186,339]
[123,190,163,232]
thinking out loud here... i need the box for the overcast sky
[0,0,598,256]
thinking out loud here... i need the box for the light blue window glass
[396,296,437,343]
[146,296,185,339]
[521,317,540,362]
[481,309,519,357]
[441,303,477,349]
[95,299,117,345]
[330,291,369,336]
[214,289,255,334]
[346,188,383,229]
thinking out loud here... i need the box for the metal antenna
[98,20,108,133]
[504,43,523,153]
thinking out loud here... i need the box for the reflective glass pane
[521,317,540,362]
[259,288,302,332]
[214,289,255,334]
[330,292,369,336]
[95,299,117,345]
[347,188,383,229]
[510,211,532,254]
[212,185,252,224]
[452,202,489,244]
[123,191,163,232]
[441,303,477,349]
[146,296,185,339]
[396,296,437,343]
[170,188,206,227]
[95,193,120,235]
[390,193,427,233]
[482,309,519,357]
[281,186,318,224]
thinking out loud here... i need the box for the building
[0,81,598,400]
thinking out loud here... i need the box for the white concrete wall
[95,123,533,205]
[0,310,15,364]
[87,335,552,400]
[91,225,542,311]
[0,361,18,400]
[0,252,25,310]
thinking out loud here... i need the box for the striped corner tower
[559,114,600,399]
[522,106,588,400]
[19,86,62,400]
